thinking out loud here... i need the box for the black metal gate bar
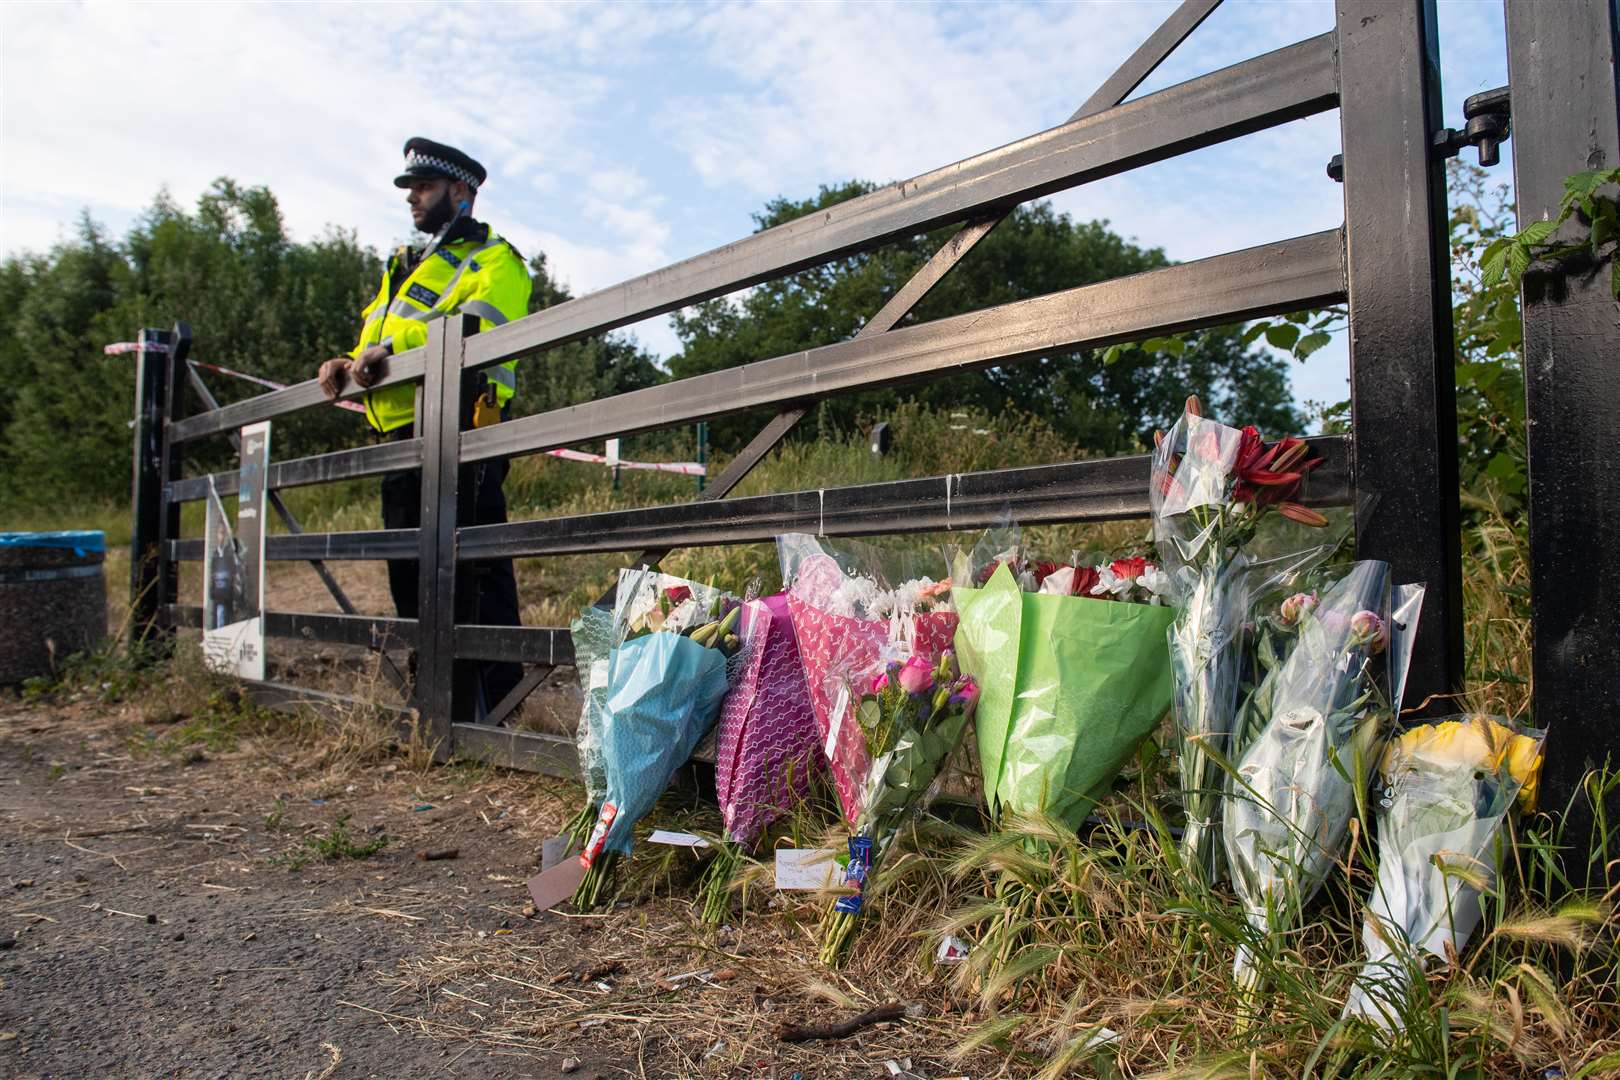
[129,326,177,647]
[1504,0,1620,823]
[167,348,425,445]
[415,316,472,737]
[165,605,415,649]
[453,625,575,665]
[463,231,1345,465]
[168,438,422,502]
[458,436,1352,561]
[1335,0,1464,712]
[170,530,417,562]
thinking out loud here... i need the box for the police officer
[318,137,529,719]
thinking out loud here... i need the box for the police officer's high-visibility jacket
[349,219,531,433]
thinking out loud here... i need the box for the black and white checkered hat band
[405,151,480,190]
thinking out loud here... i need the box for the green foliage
[670,182,1299,454]
[1451,164,1530,513]
[271,813,389,870]
[1481,167,1620,299]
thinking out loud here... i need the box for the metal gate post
[414,316,476,754]
[1504,0,1620,837]
[1336,0,1465,711]
[129,324,188,653]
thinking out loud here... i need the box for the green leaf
[1563,169,1609,201]
[1507,243,1532,282]
[1264,324,1301,351]
[1294,331,1332,360]
[1518,219,1557,246]
[1484,451,1526,494]
[1284,310,1312,325]
[1590,213,1616,250]
[1241,322,1269,347]
[1161,335,1186,357]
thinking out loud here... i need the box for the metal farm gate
[128,1,1619,826]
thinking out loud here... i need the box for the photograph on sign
[201,422,269,680]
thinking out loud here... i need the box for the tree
[669,182,1298,453]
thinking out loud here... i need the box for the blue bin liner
[0,531,105,557]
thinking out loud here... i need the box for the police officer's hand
[352,345,390,389]
[317,358,351,401]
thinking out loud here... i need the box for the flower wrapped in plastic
[564,603,615,849]
[819,647,980,965]
[572,568,748,910]
[949,531,1177,831]
[1220,560,1426,1007]
[1342,715,1545,1029]
[698,592,821,924]
[1151,395,1348,884]
[778,533,957,825]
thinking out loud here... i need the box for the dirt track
[0,698,626,1079]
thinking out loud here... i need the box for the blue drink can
[833,835,873,915]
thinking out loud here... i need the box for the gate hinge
[1326,85,1510,182]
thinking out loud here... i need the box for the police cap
[394,137,487,191]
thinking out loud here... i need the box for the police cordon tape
[105,342,706,477]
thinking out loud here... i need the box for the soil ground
[0,694,628,1079]
[0,684,986,1080]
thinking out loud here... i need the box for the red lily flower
[1231,428,1322,505]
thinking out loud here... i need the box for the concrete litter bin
[0,531,107,684]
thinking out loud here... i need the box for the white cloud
[1,0,677,308]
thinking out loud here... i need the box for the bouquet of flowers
[564,603,615,850]
[819,647,980,965]
[1342,715,1545,1029]
[572,568,747,910]
[950,534,1177,831]
[698,592,821,924]
[1151,395,1346,884]
[778,534,957,825]
[1221,560,1426,1005]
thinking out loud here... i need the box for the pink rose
[869,672,890,695]
[897,655,935,695]
[1350,610,1388,654]
[1279,591,1318,625]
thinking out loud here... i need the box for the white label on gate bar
[647,830,710,848]
[774,848,840,891]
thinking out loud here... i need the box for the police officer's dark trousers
[379,426,523,721]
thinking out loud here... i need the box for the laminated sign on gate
[202,421,270,680]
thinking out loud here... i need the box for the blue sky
[1,0,1512,418]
